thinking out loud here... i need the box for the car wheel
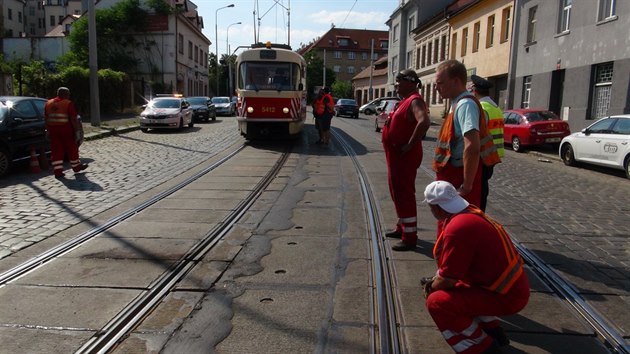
[140,128,149,133]
[561,144,576,166]
[0,147,11,178]
[375,120,381,132]
[178,118,184,130]
[365,109,373,115]
[188,119,194,128]
[624,155,630,180]
[354,114,359,119]
[511,136,522,153]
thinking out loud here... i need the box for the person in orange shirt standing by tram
[313,87,334,145]
[382,69,431,251]
[45,87,88,179]
[421,180,529,354]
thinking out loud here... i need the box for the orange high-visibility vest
[433,95,500,171]
[314,93,333,116]
[45,99,72,126]
[433,206,524,295]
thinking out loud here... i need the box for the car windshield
[150,99,180,109]
[339,99,356,105]
[524,111,558,122]
[187,97,208,105]
[212,97,230,104]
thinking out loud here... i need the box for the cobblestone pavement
[0,119,240,258]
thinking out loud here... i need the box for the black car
[334,99,359,119]
[0,96,49,177]
[187,96,216,122]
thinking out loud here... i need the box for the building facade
[352,57,390,106]
[510,0,630,130]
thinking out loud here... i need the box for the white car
[212,96,236,116]
[559,115,630,179]
[139,96,194,132]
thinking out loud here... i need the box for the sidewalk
[81,113,140,140]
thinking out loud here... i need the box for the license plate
[545,137,561,143]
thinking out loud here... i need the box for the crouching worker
[421,180,530,354]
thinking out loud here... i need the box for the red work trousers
[425,274,530,354]
[48,125,80,175]
[384,144,423,246]
[436,161,482,237]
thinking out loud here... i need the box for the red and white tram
[235,42,307,140]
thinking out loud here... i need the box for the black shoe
[392,241,415,251]
[54,172,65,179]
[485,327,510,347]
[385,230,402,238]
[73,163,88,173]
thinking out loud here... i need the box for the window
[188,41,192,59]
[334,51,342,59]
[440,35,447,61]
[598,0,616,21]
[451,33,457,59]
[391,55,399,75]
[559,0,572,33]
[372,53,379,60]
[194,45,198,63]
[380,40,388,49]
[591,62,613,119]
[407,50,413,69]
[58,15,62,24]
[338,38,349,46]
[333,65,341,73]
[29,7,35,16]
[501,7,511,43]
[348,52,356,60]
[362,52,367,60]
[472,22,480,52]
[393,24,400,42]
[486,15,495,48]
[8,9,12,20]
[415,48,421,69]
[178,34,183,54]
[527,6,537,43]
[461,28,468,56]
[408,16,415,32]
[521,76,532,108]
[433,38,439,62]
[50,15,55,26]
[427,42,433,66]
[421,45,426,67]
[347,66,355,74]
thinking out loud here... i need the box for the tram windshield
[238,62,300,91]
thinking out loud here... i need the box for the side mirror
[582,128,590,135]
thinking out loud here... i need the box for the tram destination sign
[260,50,277,60]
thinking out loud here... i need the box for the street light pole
[215,4,234,97]
[226,22,241,99]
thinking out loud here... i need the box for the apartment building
[352,57,390,106]
[42,0,81,35]
[1,0,26,37]
[511,0,629,130]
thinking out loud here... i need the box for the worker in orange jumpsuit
[45,87,88,179]
[422,181,530,354]
[382,69,431,251]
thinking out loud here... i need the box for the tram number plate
[262,107,276,113]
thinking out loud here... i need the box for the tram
[235,42,307,140]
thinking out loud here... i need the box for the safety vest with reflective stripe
[480,101,505,158]
[45,98,71,126]
[432,95,501,171]
[433,206,524,295]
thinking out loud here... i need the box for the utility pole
[368,39,374,101]
[88,0,100,126]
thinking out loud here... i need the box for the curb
[84,124,141,141]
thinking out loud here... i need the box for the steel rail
[76,146,291,354]
[332,129,401,354]
[0,144,245,287]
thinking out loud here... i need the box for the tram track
[0,142,293,353]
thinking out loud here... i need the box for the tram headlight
[283,107,289,114]
[247,107,254,113]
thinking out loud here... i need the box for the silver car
[139,97,194,132]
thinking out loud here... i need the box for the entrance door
[549,69,565,116]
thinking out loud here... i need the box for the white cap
[423,181,469,214]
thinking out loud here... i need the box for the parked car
[139,96,193,132]
[360,96,400,115]
[374,99,399,132]
[187,96,216,122]
[503,109,570,152]
[334,99,359,118]
[211,96,235,116]
[0,96,49,177]
[559,115,630,179]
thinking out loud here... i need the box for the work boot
[73,163,88,173]
[385,229,402,238]
[485,326,510,347]
[391,241,415,251]
[54,172,65,179]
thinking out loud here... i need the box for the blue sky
[196,0,397,56]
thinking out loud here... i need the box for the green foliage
[145,0,173,15]
[331,80,352,99]
[303,51,335,103]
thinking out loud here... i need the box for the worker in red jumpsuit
[382,69,431,251]
[45,87,88,179]
[421,180,530,354]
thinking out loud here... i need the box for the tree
[303,51,335,103]
[331,80,352,99]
